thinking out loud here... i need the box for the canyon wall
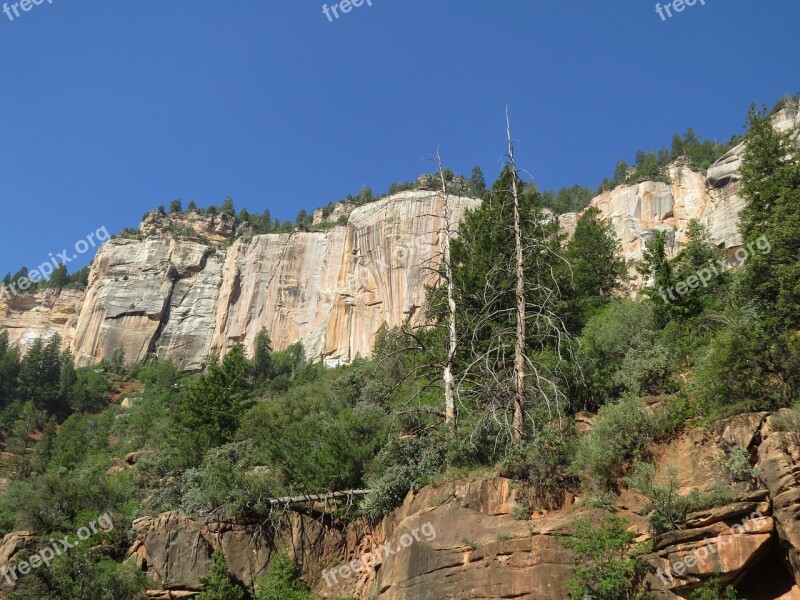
[1,105,798,367]
[6,191,480,370]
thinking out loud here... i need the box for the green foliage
[624,461,738,534]
[238,374,384,494]
[173,344,255,465]
[563,516,655,600]
[599,129,738,193]
[576,300,672,408]
[361,436,445,523]
[573,395,657,489]
[501,424,578,511]
[469,166,487,195]
[255,550,314,600]
[181,441,281,517]
[721,445,760,488]
[561,207,627,333]
[197,549,248,600]
[690,576,740,600]
[252,328,273,389]
[7,548,146,600]
[541,184,595,214]
[693,309,800,413]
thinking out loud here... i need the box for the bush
[624,461,739,535]
[573,395,656,489]
[577,300,670,408]
[197,549,248,600]
[181,441,282,518]
[361,436,445,523]
[563,516,655,600]
[255,551,314,600]
[690,576,739,600]
[501,424,578,511]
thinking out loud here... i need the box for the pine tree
[221,197,236,217]
[197,549,247,600]
[169,199,183,214]
[561,207,627,333]
[174,344,254,462]
[253,328,273,387]
[638,231,677,327]
[469,166,487,195]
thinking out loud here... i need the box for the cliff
[2,105,798,367]
[18,191,480,370]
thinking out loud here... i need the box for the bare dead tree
[507,108,527,445]
[435,150,458,433]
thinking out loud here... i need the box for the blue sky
[0,0,797,275]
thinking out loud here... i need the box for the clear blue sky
[0,0,797,275]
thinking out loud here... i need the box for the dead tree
[435,151,458,432]
[507,109,526,445]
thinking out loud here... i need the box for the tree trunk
[507,110,526,445]
[437,155,457,432]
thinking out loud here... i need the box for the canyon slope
[1,105,798,367]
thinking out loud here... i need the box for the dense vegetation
[0,98,796,598]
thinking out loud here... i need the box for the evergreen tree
[187,200,198,211]
[256,551,313,600]
[670,220,728,320]
[252,328,273,387]
[469,166,487,195]
[174,344,254,463]
[448,166,571,443]
[638,231,677,327]
[197,549,247,600]
[561,207,627,333]
[221,197,236,217]
[169,199,183,214]
[737,103,800,330]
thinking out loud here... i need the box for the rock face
[559,105,800,264]
[47,191,479,369]
[1,105,798,367]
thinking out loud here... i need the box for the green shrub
[361,436,445,523]
[255,550,314,600]
[181,441,282,518]
[563,516,655,600]
[624,461,739,535]
[690,576,739,600]
[577,300,670,408]
[573,395,656,489]
[197,549,248,600]
[501,424,578,511]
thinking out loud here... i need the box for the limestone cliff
[42,191,480,369]
[558,105,800,263]
[2,105,798,367]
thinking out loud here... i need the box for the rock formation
[1,106,798,368]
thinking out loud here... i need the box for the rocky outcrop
[758,431,800,585]
[559,104,800,264]
[62,191,480,369]
[0,288,83,355]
